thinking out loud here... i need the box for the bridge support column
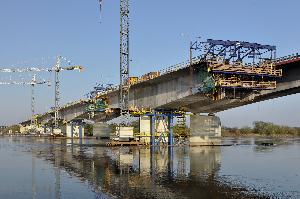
[168,146,174,178]
[71,123,74,138]
[189,114,221,146]
[140,111,174,146]
[168,115,174,146]
[150,115,156,147]
[79,125,83,139]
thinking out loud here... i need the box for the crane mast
[31,75,36,124]
[31,83,35,123]
[97,0,131,113]
[120,0,130,113]
[0,74,50,125]
[54,57,61,129]
[0,57,83,130]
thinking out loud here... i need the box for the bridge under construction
[15,38,300,146]
[2,1,300,146]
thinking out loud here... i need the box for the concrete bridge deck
[27,54,300,124]
[102,55,300,112]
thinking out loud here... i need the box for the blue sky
[0,0,300,127]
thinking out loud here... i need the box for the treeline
[222,121,300,136]
[0,125,20,134]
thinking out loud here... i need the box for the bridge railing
[159,57,202,76]
[275,53,300,63]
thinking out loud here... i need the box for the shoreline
[222,132,300,138]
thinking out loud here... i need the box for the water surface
[0,136,299,198]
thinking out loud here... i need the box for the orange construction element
[208,61,282,77]
[217,77,276,90]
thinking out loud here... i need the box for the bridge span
[28,54,300,126]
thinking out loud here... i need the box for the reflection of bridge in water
[22,138,261,198]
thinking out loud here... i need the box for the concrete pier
[189,114,221,146]
[93,122,111,139]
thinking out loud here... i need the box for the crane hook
[98,0,103,23]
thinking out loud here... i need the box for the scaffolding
[217,77,277,90]
[208,60,282,77]
[190,38,282,99]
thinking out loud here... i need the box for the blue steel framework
[145,109,182,147]
[188,38,280,99]
[191,39,276,64]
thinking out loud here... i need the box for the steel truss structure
[144,109,185,147]
[189,38,281,99]
[191,39,276,64]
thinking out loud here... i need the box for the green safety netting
[86,99,108,112]
[198,67,215,93]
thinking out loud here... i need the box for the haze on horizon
[0,0,300,128]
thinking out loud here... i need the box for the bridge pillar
[139,113,172,146]
[93,122,111,139]
[150,115,156,147]
[71,123,74,138]
[168,146,174,178]
[79,125,83,139]
[168,115,174,146]
[189,114,221,146]
[139,116,151,143]
[63,121,85,139]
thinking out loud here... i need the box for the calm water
[0,137,299,199]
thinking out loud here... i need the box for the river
[0,136,299,199]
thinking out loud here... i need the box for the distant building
[0,126,7,133]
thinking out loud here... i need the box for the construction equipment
[86,83,114,99]
[191,39,277,64]
[85,83,113,113]
[98,0,103,22]
[0,56,84,132]
[0,74,51,126]
[119,0,130,114]
[99,0,130,114]
[189,38,281,100]
[30,75,51,125]
[52,56,83,130]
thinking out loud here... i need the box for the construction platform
[106,140,147,147]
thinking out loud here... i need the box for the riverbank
[222,121,300,138]
[222,131,300,138]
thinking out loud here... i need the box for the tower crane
[119,0,130,114]
[0,74,51,126]
[0,56,84,130]
[98,0,130,114]
[52,56,84,129]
